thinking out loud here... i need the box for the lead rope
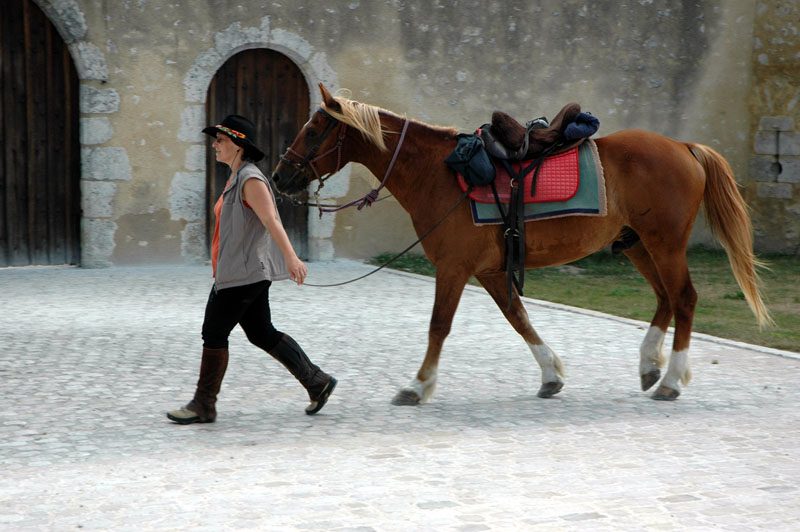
[303,185,473,287]
[274,190,393,210]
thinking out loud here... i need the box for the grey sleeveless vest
[214,162,290,289]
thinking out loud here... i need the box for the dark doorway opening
[206,49,310,259]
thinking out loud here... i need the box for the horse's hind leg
[392,268,470,406]
[641,245,698,401]
[623,244,672,391]
[476,272,565,398]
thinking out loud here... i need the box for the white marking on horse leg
[660,348,692,390]
[639,326,666,375]
[406,371,438,404]
[527,342,565,384]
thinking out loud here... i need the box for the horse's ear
[319,83,341,113]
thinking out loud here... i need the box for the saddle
[482,103,593,160]
[445,103,600,311]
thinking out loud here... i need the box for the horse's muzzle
[272,165,308,197]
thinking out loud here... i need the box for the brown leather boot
[167,347,229,424]
[268,334,337,415]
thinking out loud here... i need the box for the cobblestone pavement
[1,261,798,532]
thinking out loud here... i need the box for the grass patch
[376,252,437,277]
[371,248,800,353]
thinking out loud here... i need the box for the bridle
[278,106,411,214]
[276,106,470,287]
[279,107,347,188]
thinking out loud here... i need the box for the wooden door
[0,0,81,266]
[206,49,310,259]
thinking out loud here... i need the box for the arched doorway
[0,0,81,266]
[205,49,310,259]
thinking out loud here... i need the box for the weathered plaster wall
[322,1,758,257]
[35,0,795,266]
[748,1,800,255]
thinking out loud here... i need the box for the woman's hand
[287,256,308,285]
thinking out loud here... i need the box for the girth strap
[492,148,553,310]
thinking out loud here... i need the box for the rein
[304,185,472,287]
[274,190,393,210]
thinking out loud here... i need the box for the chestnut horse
[273,84,771,404]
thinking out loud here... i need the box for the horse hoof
[651,385,680,401]
[537,381,564,398]
[391,389,421,406]
[641,370,661,391]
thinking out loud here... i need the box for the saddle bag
[445,133,496,187]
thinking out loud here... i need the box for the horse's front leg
[392,268,470,405]
[476,272,564,398]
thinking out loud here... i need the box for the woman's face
[213,133,241,167]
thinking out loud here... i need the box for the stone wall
[748,1,800,255]
[31,0,798,265]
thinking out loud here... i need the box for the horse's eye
[305,129,319,140]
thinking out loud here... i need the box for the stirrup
[305,377,337,415]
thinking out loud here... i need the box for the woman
[167,114,336,424]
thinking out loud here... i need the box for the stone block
[754,131,779,155]
[82,147,132,181]
[180,221,207,264]
[183,48,223,102]
[184,145,206,172]
[81,219,116,268]
[309,238,335,261]
[68,41,108,81]
[758,116,794,131]
[214,21,270,57]
[778,132,800,155]
[81,148,132,181]
[80,86,120,114]
[309,212,334,239]
[178,106,205,143]
[46,0,88,42]
[777,157,800,184]
[183,62,215,103]
[308,52,339,95]
[270,29,312,62]
[258,16,271,40]
[169,172,205,222]
[757,183,793,199]
[81,180,117,218]
[195,48,224,70]
[316,166,351,199]
[80,117,113,145]
[748,156,780,182]
[755,131,800,157]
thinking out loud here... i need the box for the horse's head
[272,84,347,196]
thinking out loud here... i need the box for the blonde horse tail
[689,143,774,329]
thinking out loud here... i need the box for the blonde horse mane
[322,90,404,152]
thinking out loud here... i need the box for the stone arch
[31,0,108,81]
[174,18,345,262]
[30,0,127,268]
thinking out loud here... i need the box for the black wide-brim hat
[202,114,265,162]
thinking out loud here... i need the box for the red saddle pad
[457,146,580,204]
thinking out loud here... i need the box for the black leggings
[201,280,283,351]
